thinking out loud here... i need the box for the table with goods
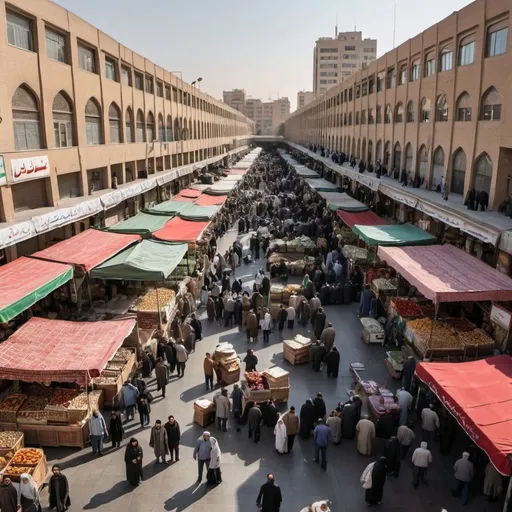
[241,366,290,404]
[193,398,215,427]
[0,383,104,448]
[213,343,241,385]
[266,235,317,276]
[1,446,48,488]
[360,317,385,345]
[135,287,177,332]
[283,334,312,365]
[91,348,137,406]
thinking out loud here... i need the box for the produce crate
[0,431,24,457]
[360,318,385,344]
[270,387,289,401]
[67,390,104,423]
[246,389,272,403]
[283,335,312,365]
[45,389,81,424]
[17,397,49,425]
[220,366,240,385]
[262,367,290,388]
[0,394,27,424]
[3,448,47,487]
[193,399,215,427]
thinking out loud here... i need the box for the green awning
[89,240,188,281]
[106,211,174,235]
[178,204,219,221]
[145,200,190,216]
[352,224,437,246]
[305,178,341,192]
[321,192,368,212]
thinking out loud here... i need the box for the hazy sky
[54,0,473,111]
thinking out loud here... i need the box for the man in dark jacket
[256,474,282,512]
[190,314,202,341]
[313,392,327,421]
[164,415,181,463]
[165,340,177,375]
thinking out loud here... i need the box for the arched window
[385,104,392,124]
[417,145,428,185]
[368,140,373,164]
[421,97,431,122]
[474,153,492,194]
[451,148,466,194]
[125,107,134,143]
[398,63,407,85]
[395,103,404,123]
[439,46,453,72]
[375,140,382,162]
[405,143,413,172]
[480,87,501,121]
[486,22,508,57]
[376,105,382,124]
[52,90,73,148]
[384,141,391,167]
[158,114,165,142]
[146,111,155,142]
[166,115,173,142]
[456,92,472,121]
[368,108,375,124]
[85,97,102,145]
[410,59,420,81]
[432,146,445,190]
[174,118,181,141]
[436,94,448,122]
[393,142,402,172]
[183,118,188,140]
[12,84,41,150]
[108,102,121,144]
[136,110,145,142]
[459,35,476,66]
[361,138,366,162]
[407,101,415,122]
[424,51,435,77]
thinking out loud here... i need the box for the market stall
[0,317,135,447]
[146,200,190,215]
[320,192,368,212]
[337,209,388,229]
[0,257,73,323]
[304,178,341,193]
[353,224,437,247]
[194,194,227,206]
[176,188,202,199]
[241,366,290,403]
[104,211,174,236]
[177,204,220,222]
[415,355,512,476]
[153,218,210,243]
[1,444,48,488]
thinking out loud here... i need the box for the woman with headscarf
[384,436,401,477]
[206,296,215,322]
[124,438,143,486]
[18,473,40,512]
[48,465,70,512]
[300,500,331,512]
[364,457,388,506]
[299,399,316,439]
[274,416,288,454]
[0,475,18,512]
[206,437,222,485]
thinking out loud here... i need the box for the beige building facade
[223,89,246,113]
[288,0,511,209]
[313,31,377,96]
[245,97,290,135]
[297,91,314,110]
[0,0,254,261]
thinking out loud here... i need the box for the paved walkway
[39,227,502,512]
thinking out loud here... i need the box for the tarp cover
[353,224,437,246]
[194,194,226,206]
[204,182,237,195]
[106,211,173,234]
[173,194,195,202]
[178,188,202,198]
[337,210,389,229]
[294,166,320,178]
[416,356,512,475]
[378,244,512,303]
[321,192,368,212]
[223,174,244,181]
[32,229,140,271]
[0,257,73,322]
[153,217,209,242]
[305,178,341,192]
[0,317,136,384]
[146,200,189,215]
[90,240,188,281]
[178,204,219,221]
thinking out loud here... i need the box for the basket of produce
[286,235,315,252]
[91,376,118,386]
[0,394,27,424]
[3,465,34,481]
[67,390,103,423]
[17,397,49,425]
[268,253,288,266]
[0,431,24,457]
[458,329,494,350]
[244,371,266,390]
[443,318,476,333]
[137,288,176,312]
[45,388,80,423]
[270,284,284,303]
[391,298,423,318]
[9,448,43,467]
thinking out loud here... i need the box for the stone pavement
[39,227,503,512]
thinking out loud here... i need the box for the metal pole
[503,457,512,512]
[155,286,162,330]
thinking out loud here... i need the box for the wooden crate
[220,367,240,385]
[270,387,289,401]
[1,422,90,448]
[0,431,24,457]
[193,409,215,428]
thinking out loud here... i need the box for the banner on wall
[11,156,50,182]
[0,156,6,186]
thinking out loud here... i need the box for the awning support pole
[155,285,162,330]
[503,458,512,512]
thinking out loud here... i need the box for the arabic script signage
[11,156,50,182]
[0,156,6,186]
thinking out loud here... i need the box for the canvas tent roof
[305,178,341,192]
[178,204,219,221]
[194,194,226,206]
[0,317,135,384]
[153,217,209,242]
[378,243,512,303]
[146,200,189,216]
[0,257,73,322]
[105,211,173,234]
[321,192,368,212]
[90,240,187,281]
[337,209,388,229]
[178,188,202,198]
[353,224,437,246]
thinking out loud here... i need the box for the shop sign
[11,156,50,182]
[0,156,6,186]
[100,178,157,210]
[0,220,35,249]
[357,174,379,191]
[490,303,512,330]
[379,184,418,208]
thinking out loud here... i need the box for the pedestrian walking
[18,473,40,512]
[120,380,139,421]
[231,384,243,424]
[384,436,401,477]
[326,409,342,445]
[260,310,272,343]
[286,304,295,328]
[206,437,222,485]
[214,389,230,432]
[281,406,299,452]
[137,396,150,427]
[313,418,331,469]
[356,414,376,455]
[89,409,108,456]
[149,420,169,464]
[274,417,288,454]
[0,475,18,512]
[193,431,213,482]
[277,304,287,331]
[313,392,326,422]
[155,358,168,398]
[244,349,258,372]
[109,411,124,448]
[325,346,340,378]
[483,461,503,501]
[164,416,181,463]
[362,457,388,506]
[452,451,474,505]
[412,441,432,487]
[421,404,440,441]
[320,323,335,352]
[175,342,188,377]
[248,403,263,443]
[124,438,143,486]
[204,352,215,391]
[299,399,315,439]
[397,421,415,459]
[396,388,413,426]
[48,465,70,512]
[256,474,282,512]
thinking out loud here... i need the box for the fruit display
[68,390,103,412]
[137,288,175,311]
[0,394,27,423]
[4,465,33,476]
[458,329,494,349]
[391,298,423,317]
[443,318,476,333]
[245,371,265,390]
[406,318,463,353]
[0,456,8,469]
[0,431,23,449]
[10,448,42,466]
[17,397,49,425]
[105,362,124,372]
[48,388,80,408]
[112,348,133,362]
[92,376,118,385]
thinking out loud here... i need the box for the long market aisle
[39,176,501,512]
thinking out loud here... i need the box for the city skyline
[53,0,474,111]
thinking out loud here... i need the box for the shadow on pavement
[83,480,133,509]
[164,481,211,511]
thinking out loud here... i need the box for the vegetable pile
[245,371,265,390]
[392,299,422,317]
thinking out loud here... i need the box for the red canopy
[173,195,195,202]
[194,194,227,206]
[178,188,202,199]
[153,217,209,242]
[32,229,140,272]
[416,356,512,475]
[0,317,136,384]
[337,209,388,229]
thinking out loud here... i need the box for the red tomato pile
[245,371,265,390]
[393,299,422,317]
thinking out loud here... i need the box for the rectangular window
[440,50,453,71]
[362,83,368,96]
[145,75,154,94]
[399,69,406,85]
[14,121,40,151]
[345,45,356,51]
[86,118,101,145]
[386,68,394,89]
[481,104,501,121]
[487,27,508,57]
[319,48,338,53]
[78,43,96,73]
[53,121,72,148]
[377,72,384,92]
[369,78,375,94]
[457,107,472,121]
[172,87,178,102]
[121,65,132,87]
[7,11,34,52]
[156,81,163,97]
[459,41,475,66]
[356,85,360,98]
[165,85,171,100]
[410,63,420,81]
[104,56,117,81]
[134,72,143,91]
[425,58,435,77]
[355,112,359,125]
[45,28,66,63]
